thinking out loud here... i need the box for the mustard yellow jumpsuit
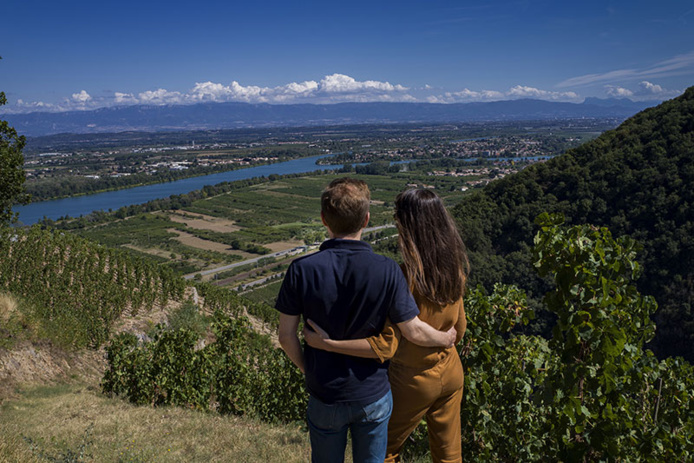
[367,288,466,463]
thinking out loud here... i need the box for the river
[14,154,342,225]
[13,154,551,225]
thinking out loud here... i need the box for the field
[65,170,476,288]
[165,211,242,233]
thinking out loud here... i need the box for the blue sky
[1,0,693,113]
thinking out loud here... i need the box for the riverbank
[14,154,342,225]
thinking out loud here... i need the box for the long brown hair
[395,188,469,305]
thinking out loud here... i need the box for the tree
[0,60,30,225]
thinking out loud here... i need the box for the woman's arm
[397,316,456,347]
[303,316,456,362]
[303,319,378,358]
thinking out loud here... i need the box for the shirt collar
[319,238,373,252]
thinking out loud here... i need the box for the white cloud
[426,88,505,103]
[284,80,319,94]
[189,81,268,103]
[138,88,184,104]
[507,85,579,100]
[4,74,612,114]
[318,73,408,93]
[189,82,232,102]
[602,81,681,100]
[229,81,270,102]
[71,90,92,103]
[150,74,412,105]
[558,50,694,88]
[12,99,56,112]
[605,85,634,97]
[638,81,664,94]
[427,85,579,103]
[114,92,138,104]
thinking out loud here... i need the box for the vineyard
[0,226,186,348]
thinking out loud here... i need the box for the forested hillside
[453,86,694,360]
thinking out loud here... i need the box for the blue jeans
[307,390,393,463]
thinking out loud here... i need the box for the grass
[0,383,432,463]
[0,383,312,463]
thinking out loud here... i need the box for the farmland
[52,167,484,302]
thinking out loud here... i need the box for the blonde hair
[321,178,370,235]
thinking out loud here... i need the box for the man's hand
[444,325,456,348]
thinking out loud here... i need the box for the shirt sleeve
[275,263,302,316]
[366,319,401,363]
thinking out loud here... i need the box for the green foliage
[70,212,241,272]
[167,301,209,337]
[242,280,283,307]
[460,284,551,461]
[193,281,279,328]
[454,216,694,461]
[0,84,30,225]
[102,312,306,423]
[180,226,272,254]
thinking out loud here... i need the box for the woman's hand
[302,319,331,350]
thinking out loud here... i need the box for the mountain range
[4,98,659,137]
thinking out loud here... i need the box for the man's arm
[397,316,456,347]
[278,313,305,373]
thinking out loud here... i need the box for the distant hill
[452,87,694,360]
[4,98,658,137]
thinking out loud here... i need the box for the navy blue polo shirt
[276,238,419,405]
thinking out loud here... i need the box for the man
[276,178,454,463]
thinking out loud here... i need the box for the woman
[304,188,469,463]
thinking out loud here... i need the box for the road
[183,245,312,280]
[183,224,395,280]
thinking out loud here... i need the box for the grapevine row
[0,226,186,347]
